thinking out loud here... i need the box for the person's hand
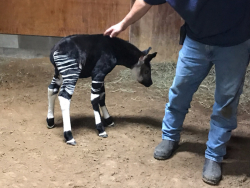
[104,22,126,38]
[104,0,151,38]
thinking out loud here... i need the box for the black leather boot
[202,158,222,185]
[154,140,179,160]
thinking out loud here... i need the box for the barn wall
[0,0,131,58]
[0,34,62,58]
[130,1,184,62]
[0,0,183,61]
[0,0,130,40]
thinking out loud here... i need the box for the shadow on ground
[54,115,250,178]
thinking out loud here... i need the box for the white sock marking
[66,138,76,144]
[99,131,107,136]
[47,89,57,119]
[58,96,71,132]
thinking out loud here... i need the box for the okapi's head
[132,47,157,87]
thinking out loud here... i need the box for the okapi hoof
[104,117,114,127]
[99,131,108,138]
[64,131,76,146]
[66,139,77,146]
[46,118,55,129]
[97,123,108,138]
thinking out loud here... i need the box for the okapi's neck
[113,39,143,69]
[119,52,142,69]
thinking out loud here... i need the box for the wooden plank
[0,0,130,40]
[130,1,184,62]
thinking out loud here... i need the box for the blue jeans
[162,36,250,162]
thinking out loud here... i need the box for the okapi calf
[46,34,157,145]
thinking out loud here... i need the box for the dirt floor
[0,57,250,188]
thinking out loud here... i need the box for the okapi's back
[51,34,141,60]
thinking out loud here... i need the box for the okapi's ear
[143,52,157,62]
[143,52,157,66]
[142,47,152,56]
[148,52,157,59]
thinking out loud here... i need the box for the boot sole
[202,176,221,185]
[154,153,171,160]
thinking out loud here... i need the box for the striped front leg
[99,84,114,126]
[91,81,108,138]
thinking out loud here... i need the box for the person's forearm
[103,0,152,37]
[120,0,152,29]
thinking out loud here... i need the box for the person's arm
[104,0,152,38]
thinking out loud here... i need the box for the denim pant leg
[162,36,213,141]
[205,40,250,162]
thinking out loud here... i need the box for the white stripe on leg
[91,93,100,100]
[58,96,71,132]
[91,93,102,124]
[47,88,57,119]
[94,110,102,124]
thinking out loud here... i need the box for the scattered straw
[1,55,250,113]
[150,62,250,112]
[76,62,250,111]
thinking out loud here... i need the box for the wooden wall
[0,0,184,62]
[0,0,130,40]
[130,1,184,62]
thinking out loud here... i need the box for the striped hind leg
[54,51,81,145]
[99,84,114,127]
[47,74,62,128]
